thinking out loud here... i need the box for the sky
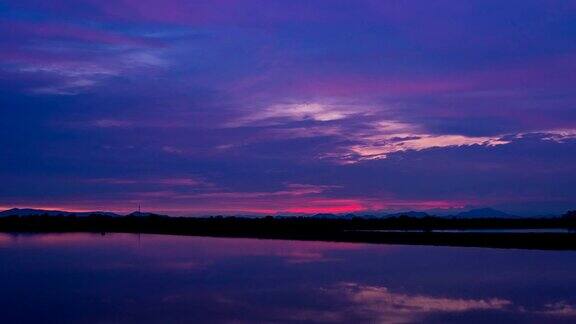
[1,0,576,216]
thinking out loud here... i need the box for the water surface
[356,228,575,233]
[0,233,575,323]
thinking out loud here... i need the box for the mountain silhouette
[456,208,513,218]
[386,211,430,218]
[0,208,119,217]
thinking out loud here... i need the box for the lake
[0,233,575,323]
[355,228,576,233]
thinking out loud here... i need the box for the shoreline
[1,215,576,250]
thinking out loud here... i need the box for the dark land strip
[1,215,576,250]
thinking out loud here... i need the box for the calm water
[357,228,576,233]
[1,233,575,323]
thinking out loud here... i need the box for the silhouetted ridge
[386,211,430,218]
[563,210,576,219]
[0,208,119,217]
[456,208,513,218]
[127,211,164,217]
[0,209,576,250]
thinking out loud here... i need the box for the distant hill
[0,207,550,219]
[126,211,164,217]
[310,213,379,219]
[562,210,576,219]
[455,208,513,218]
[310,211,431,219]
[386,211,430,218]
[311,213,340,219]
[0,208,120,217]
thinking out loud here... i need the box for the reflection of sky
[2,1,576,215]
[0,233,576,323]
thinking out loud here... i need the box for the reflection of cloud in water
[0,233,379,267]
[1,233,123,246]
[327,283,512,323]
[0,234,13,246]
[342,283,511,311]
[132,234,376,265]
[539,302,576,317]
[313,283,576,323]
[1,233,575,323]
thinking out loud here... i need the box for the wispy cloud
[228,101,374,127]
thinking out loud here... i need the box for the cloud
[16,63,118,95]
[195,183,335,198]
[15,48,169,95]
[161,146,184,154]
[1,20,169,95]
[350,134,509,161]
[2,0,576,214]
[229,102,373,127]
[538,129,576,143]
[93,119,132,128]
[344,120,509,161]
[87,177,209,187]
